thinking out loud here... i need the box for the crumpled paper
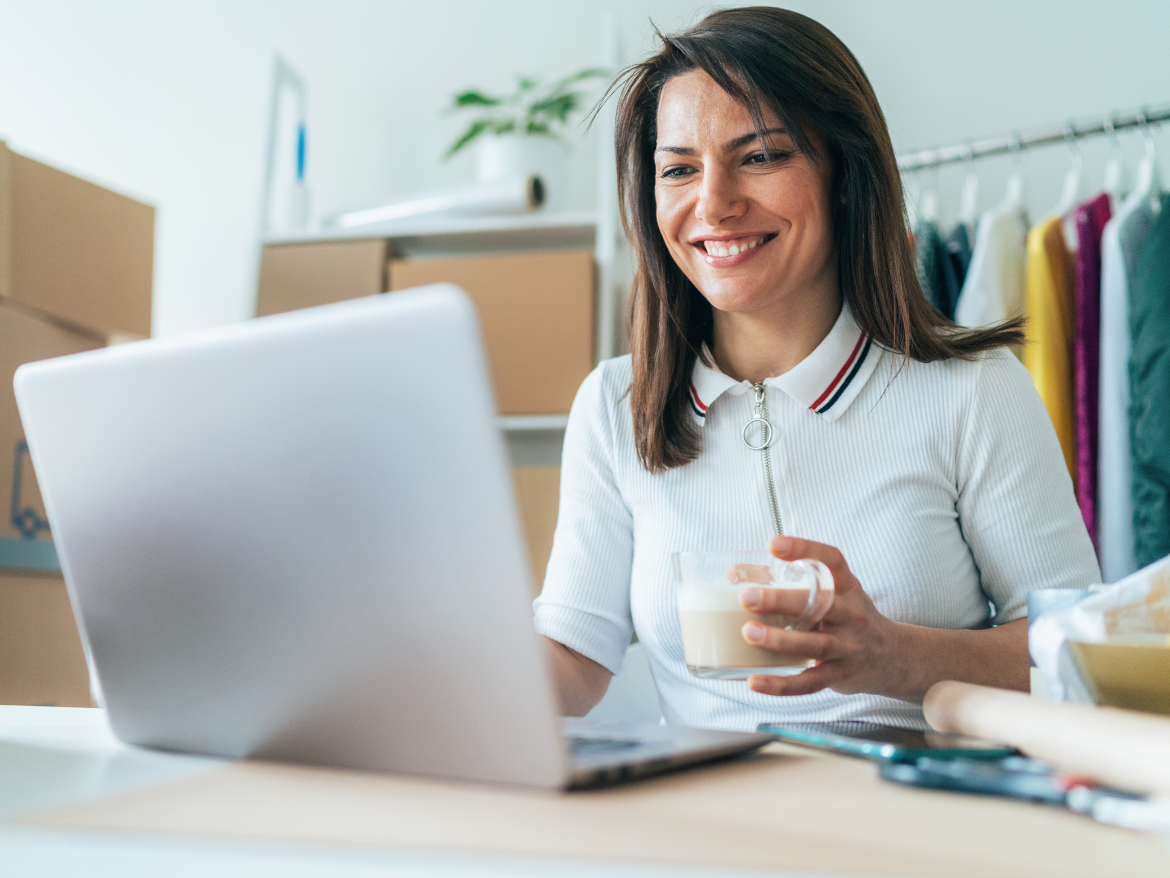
[1030,554,1170,702]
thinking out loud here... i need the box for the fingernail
[741,587,762,609]
[742,621,766,644]
[772,536,791,554]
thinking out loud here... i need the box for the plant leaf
[549,67,609,92]
[453,91,502,108]
[445,119,491,159]
[529,93,577,123]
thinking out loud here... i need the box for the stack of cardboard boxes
[0,141,154,705]
[258,241,594,589]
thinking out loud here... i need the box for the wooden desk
[18,735,1170,877]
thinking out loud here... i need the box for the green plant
[444,68,609,159]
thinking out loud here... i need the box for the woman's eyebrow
[724,128,787,151]
[654,127,788,156]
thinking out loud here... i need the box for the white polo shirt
[533,305,1100,731]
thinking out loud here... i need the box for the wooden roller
[924,681,1170,795]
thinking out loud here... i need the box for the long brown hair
[612,7,1023,473]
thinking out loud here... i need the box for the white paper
[1031,554,1170,701]
[331,175,542,228]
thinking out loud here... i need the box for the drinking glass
[674,551,834,679]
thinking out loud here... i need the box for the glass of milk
[673,551,834,679]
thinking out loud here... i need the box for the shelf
[265,211,599,257]
[498,415,569,432]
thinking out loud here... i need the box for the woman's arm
[542,636,613,716]
[741,535,1029,704]
[532,366,635,717]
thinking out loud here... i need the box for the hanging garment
[1128,203,1170,569]
[914,219,948,313]
[1022,216,1076,479]
[1098,195,1165,582]
[1072,193,1112,548]
[945,223,972,283]
[954,207,1027,329]
[938,223,971,320]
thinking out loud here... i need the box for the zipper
[743,383,784,537]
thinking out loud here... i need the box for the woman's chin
[697,285,777,316]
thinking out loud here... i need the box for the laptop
[14,285,771,789]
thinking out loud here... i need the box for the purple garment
[1074,193,1112,549]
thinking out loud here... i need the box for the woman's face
[654,70,837,318]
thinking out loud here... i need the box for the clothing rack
[897,103,1170,172]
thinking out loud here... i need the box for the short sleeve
[955,350,1101,624]
[532,363,634,674]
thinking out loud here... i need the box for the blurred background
[1,0,1167,338]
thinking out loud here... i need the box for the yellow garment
[1022,216,1076,478]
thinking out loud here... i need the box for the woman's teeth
[702,237,764,257]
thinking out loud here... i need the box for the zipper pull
[743,383,773,450]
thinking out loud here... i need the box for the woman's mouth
[692,233,777,266]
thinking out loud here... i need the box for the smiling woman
[533,7,1100,732]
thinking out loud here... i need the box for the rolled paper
[924,681,1170,795]
[332,175,543,228]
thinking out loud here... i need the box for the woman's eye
[747,151,790,165]
[659,166,694,179]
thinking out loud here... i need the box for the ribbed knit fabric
[534,311,1100,733]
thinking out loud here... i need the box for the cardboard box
[0,141,154,338]
[256,239,388,317]
[0,302,105,561]
[0,571,92,706]
[389,250,593,415]
[1068,640,1170,715]
[512,466,560,593]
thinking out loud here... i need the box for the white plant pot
[474,134,568,212]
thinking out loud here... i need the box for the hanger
[1129,108,1162,215]
[1001,133,1025,212]
[1102,114,1129,203]
[957,144,979,228]
[1049,121,1083,217]
[920,164,940,224]
[903,168,921,228]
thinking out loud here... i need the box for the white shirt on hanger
[1097,195,1163,583]
[954,204,1028,329]
[533,305,1099,732]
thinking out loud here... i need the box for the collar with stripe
[687,304,882,424]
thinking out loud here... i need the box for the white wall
[1,0,1167,337]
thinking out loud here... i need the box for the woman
[534,7,1098,730]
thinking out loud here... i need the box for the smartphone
[756,721,1017,761]
[879,756,1070,803]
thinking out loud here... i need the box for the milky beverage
[677,582,815,678]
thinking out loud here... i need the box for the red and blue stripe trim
[688,381,708,418]
[812,332,871,415]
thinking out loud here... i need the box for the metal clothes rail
[896,103,1170,172]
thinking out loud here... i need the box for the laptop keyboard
[569,736,642,757]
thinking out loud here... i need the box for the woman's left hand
[740,535,914,701]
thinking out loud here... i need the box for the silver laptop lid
[15,286,568,788]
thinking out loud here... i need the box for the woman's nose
[695,168,747,225]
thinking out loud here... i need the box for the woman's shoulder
[566,355,634,433]
[595,353,634,386]
[877,346,1026,393]
[574,354,634,409]
[865,346,1036,431]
